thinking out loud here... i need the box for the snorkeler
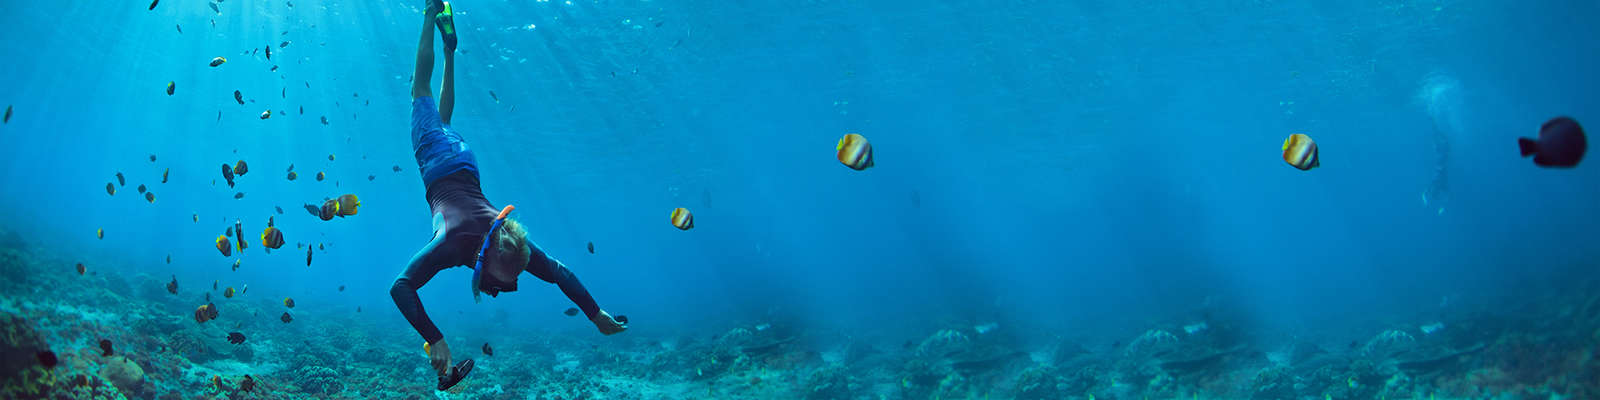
[392,0,628,390]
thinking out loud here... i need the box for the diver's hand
[427,340,452,375]
[591,310,628,335]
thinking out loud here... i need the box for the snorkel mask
[471,205,516,303]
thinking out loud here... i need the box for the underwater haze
[1,0,1597,399]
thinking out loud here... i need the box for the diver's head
[478,218,530,295]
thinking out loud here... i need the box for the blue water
[1,0,1597,397]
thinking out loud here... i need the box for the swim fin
[434,2,457,51]
[437,359,473,390]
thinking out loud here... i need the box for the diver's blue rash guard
[390,171,603,345]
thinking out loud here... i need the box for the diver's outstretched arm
[439,50,455,125]
[390,234,453,346]
[524,240,625,334]
[410,2,440,99]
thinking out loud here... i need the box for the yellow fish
[1282,133,1320,171]
[336,194,360,216]
[261,227,285,249]
[215,235,232,257]
[836,133,875,171]
[670,207,694,230]
[284,297,295,308]
[209,57,227,67]
[97,228,104,239]
[224,287,235,298]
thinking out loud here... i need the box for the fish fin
[1518,137,1539,157]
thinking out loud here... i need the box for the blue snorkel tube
[471,205,516,303]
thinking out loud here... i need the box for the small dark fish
[99,339,114,356]
[299,106,303,115]
[356,306,361,313]
[106,182,115,195]
[234,160,249,175]
[265,45,271,60]
[234,90,244,105]
[587,242,594,254]
[162,168,169,183]
[166,254,171,264]
[489,90,499,102]
[166,275,179,294]
[280,312,293,323]
[1519,116,1587,168]
[222,163,235,187]
[226,226,234,237]
[176,24,182,34]
[145,192,155,203]
[217,111,221,121]
[305,81,310,88]
[76,263,85,275]
[320,116,329,125]
[1,105,9,123]
[367,175,375,181]
[285,1,293,7]
[319,243,324,250]
[393,165,402,172]
[235,219,247,251]
[233,192,245,199]
[281,87,285,98]
[306,247,313,266]
[149,0,159,10]
[36,351,58,368]
[209,2,220,14]
[227,332,246,344]
[303,204,320,217]
[240,375,256,392]
[276,206,284,214]
[116,172,125,186]
[280,41,290,48]
[267,216,274,227]
[482,343,494,356]
[137,184,147,194]
[205,292,211,302]
[338,285,345,292]
[167,81,175,95]
[564,307,580,316]
[213,280,218,290]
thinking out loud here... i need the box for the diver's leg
[439,50,455,125]
[411,1,441,100]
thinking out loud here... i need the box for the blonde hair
[491,218,531,271]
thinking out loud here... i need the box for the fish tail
[1518,137,1539,157]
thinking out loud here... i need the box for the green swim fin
[435,2,457,51]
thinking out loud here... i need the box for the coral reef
[2,232,1599,399]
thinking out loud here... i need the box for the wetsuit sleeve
[524,238,601,319]
[390,233,458,344]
